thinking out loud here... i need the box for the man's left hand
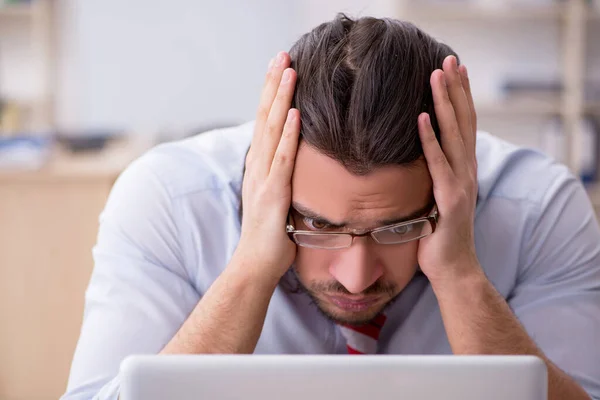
[417,55,481,288]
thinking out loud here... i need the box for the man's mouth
[324,295,382,312]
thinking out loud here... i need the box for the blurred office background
[1,0,599,398]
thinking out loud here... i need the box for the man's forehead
[291,143,433,226]
[292,143,431,198]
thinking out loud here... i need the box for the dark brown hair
[289,13,459,174]
[239,15,458,221]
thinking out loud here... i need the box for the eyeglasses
[286,205,438,250]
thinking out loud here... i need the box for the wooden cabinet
[0,139,149,400]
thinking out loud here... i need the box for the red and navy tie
[339,313,387,354]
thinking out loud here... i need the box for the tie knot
[339,313,387,354]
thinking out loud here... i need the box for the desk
[0,137,152,400]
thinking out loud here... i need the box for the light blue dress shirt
[61,121,600,399]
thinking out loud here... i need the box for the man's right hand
[233,51,300,283]
[161,52,301,356]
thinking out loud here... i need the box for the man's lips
[325,295,381,312]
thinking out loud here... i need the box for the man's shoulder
[129,121,254,199]
[473,132,587,292]
[476,131,575,207]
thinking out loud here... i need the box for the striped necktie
[338,313,387,354]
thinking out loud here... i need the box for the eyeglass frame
[285,204,439,249]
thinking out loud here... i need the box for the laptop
[120,354,547,400]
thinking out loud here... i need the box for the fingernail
[288,109,296,121]
[441,73,447,87]
[462,65,469,78]
[282,68,292,84]
[423,113,431,127]
[268,58,275,70]
[275,51,286,67]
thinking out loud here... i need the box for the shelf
[0,136,156,183]
[397,2,566,21]
[0,3,33,18]
[586,102,600,116]
[476,99,561,117]
[588,6,600,21]
[586,183,600,207]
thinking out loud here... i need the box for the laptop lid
[120,354,547,400]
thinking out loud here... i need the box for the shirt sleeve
[60,152,201,400]
[508,171,600,399]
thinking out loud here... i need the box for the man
[62,15,599,400]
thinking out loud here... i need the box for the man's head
[287,14,458,325]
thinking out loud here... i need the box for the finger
[419,112,456,195]
[269,108,301,186]
[443,56,473,170]
[430,69,468,178]
[258,67,297,176]
[250,52,291,152]
[459,64,477,162]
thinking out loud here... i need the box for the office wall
[53,0,302,134]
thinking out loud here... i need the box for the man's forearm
[431,269,591,400]
[160,254,279,355]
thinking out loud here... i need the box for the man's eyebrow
[379,199,435,226]
[291,202,345,228]
[291,199,435,228]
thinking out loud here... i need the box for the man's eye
[392,224,413,235]
[304,218,330,230]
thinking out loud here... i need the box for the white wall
[54,0,302,135]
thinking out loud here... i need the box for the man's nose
[328,237,383,294]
